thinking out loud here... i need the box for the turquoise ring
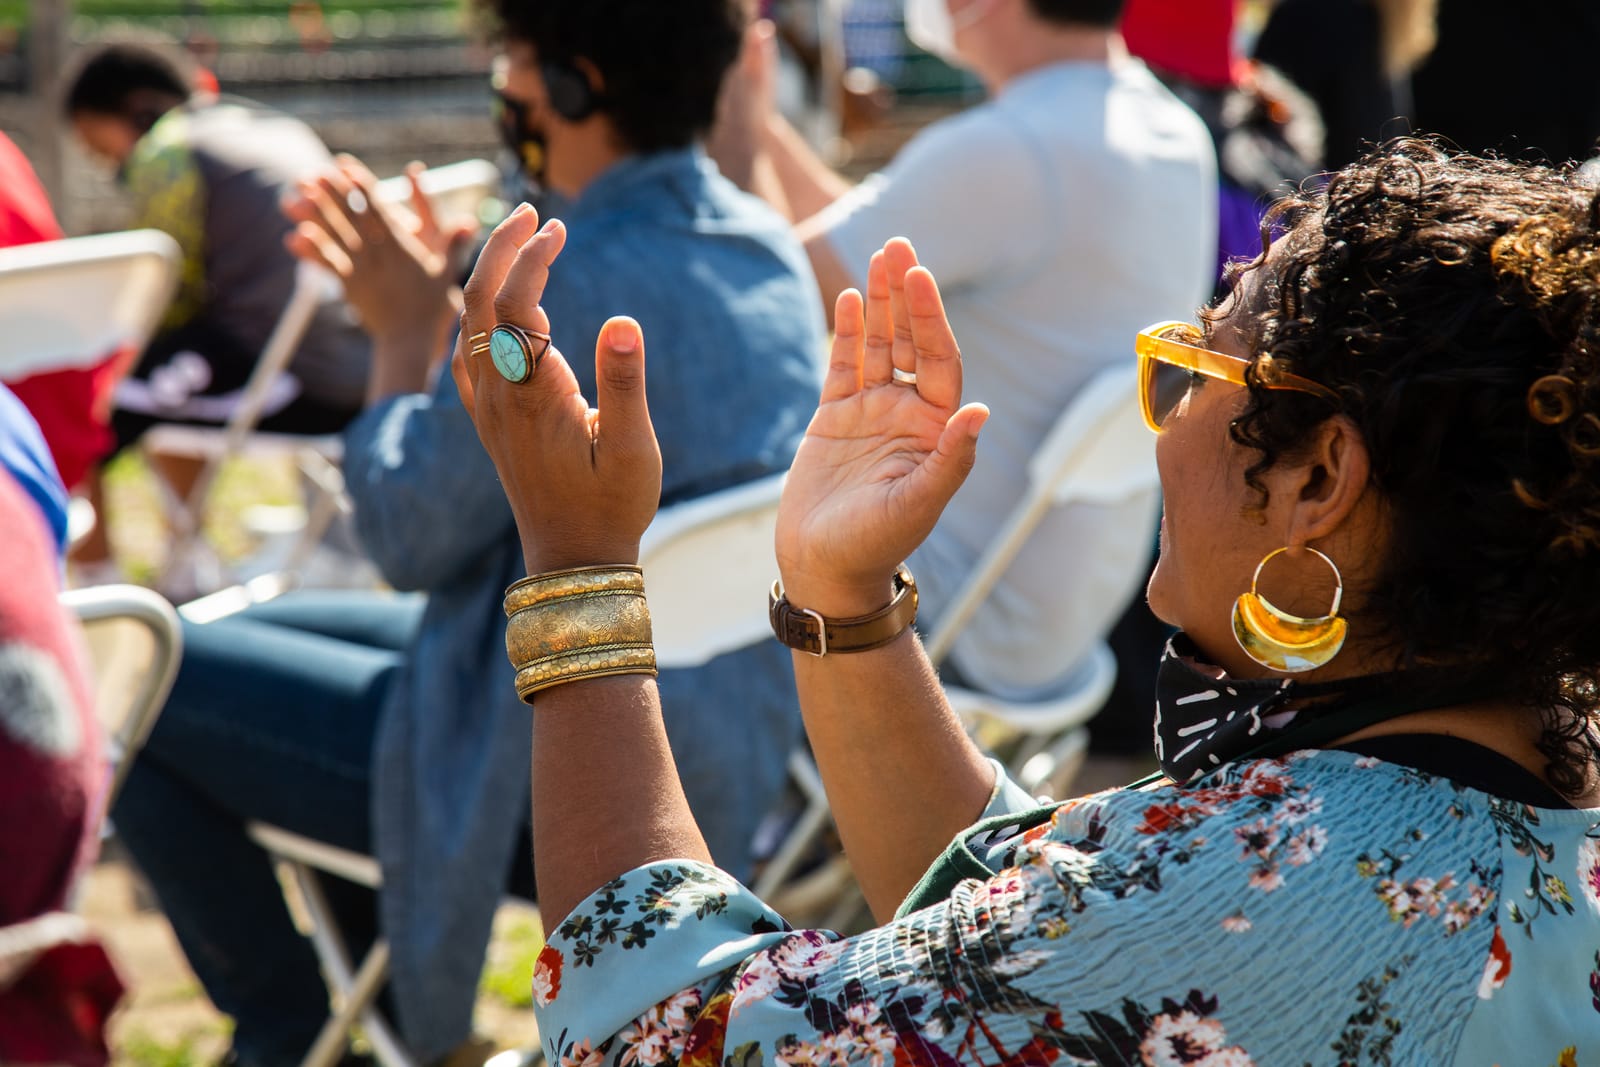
[488,323,553,384]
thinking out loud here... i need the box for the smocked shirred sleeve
[532,753,1508,1067]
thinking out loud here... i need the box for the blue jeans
[112,592,530,1066]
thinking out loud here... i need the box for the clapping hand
[284,156,475,353]
[452,205,663,574]
[707,18,780,192]
[775,239,988,616]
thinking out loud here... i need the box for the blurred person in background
[1123,0,1321,285]
[1099,0,1320,758]
[0,464,122,1065]
[1254,0,1436,170]
[714,0,1216,704]
[107,1,826,1063]
[1411,0,1600,164]
[61,39,370,582]
[0,132,121,498]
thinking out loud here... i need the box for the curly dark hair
[1205,138,1600,799]
[483,0,743,154]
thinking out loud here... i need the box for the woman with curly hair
[455,138,1600,1063]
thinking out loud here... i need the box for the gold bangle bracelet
[503,567,657,702]
[513,645,658,701]
[504,566,645,615]
[505,589,653,667]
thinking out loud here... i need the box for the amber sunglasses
[1134,320,1338,433]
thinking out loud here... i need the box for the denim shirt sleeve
[341,365,514,591]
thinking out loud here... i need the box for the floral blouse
[532,750,1600,1065]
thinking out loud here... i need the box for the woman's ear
[1283,415,1371,546]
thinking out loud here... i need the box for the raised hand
[284,156,475,350]
[452,205,663,574]
[707,18,779,193]
[775,238,988,616]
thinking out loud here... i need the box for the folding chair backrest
[59,585,183,813]
[638,474,787,669]
[0,229,181,381]
[923,362,1158,667]
[375,158,501,229]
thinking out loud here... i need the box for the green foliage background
[0,1,465,29]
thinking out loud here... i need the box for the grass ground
[87,454,543,1065]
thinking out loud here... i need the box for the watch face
[490,325,533,383]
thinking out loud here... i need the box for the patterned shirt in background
[122,97,371,409]
[535,750,1600,1065]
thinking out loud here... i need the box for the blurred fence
[0,0,983,233]
[0,0,499,233]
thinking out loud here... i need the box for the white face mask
[903,0,993,66]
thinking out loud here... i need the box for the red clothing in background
[0,133,117,489]
[0,467,122,1066]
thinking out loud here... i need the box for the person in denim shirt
[110,2,824,1063]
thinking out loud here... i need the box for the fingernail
[540,217,563,235]
[511,202,533,217]
[608,320,639,353]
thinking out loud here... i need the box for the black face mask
[1152,633,1484,785]
[494,91,549,188]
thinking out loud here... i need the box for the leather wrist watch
[768,564,918,656]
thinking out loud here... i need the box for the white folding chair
[146,158,502,596]
[60,584,184,819]
[629,475,855,919]
[924,362,1161,798]
[0,229,181,383]
[229,472,794,1067]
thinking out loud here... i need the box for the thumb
[593,317,659,470]
[914,402,988,508]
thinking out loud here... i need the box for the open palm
[776,239,988,615]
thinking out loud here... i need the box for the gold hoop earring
[1231,546,1347,673]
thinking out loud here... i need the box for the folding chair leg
[287,860,417,1067]
[303,940,392,1067]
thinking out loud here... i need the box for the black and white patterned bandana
[1152,633,1308,784]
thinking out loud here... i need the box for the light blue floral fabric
[533,750,1600,1066]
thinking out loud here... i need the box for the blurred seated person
[0,466,122,1065]
[0,132,120,495]
[715,0,1216,701]
[1094,0,1322,756]
[463,138,1600,1065]
[108,1,825,1063]
[1123,0,1322,287]
[62,40,370,575]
